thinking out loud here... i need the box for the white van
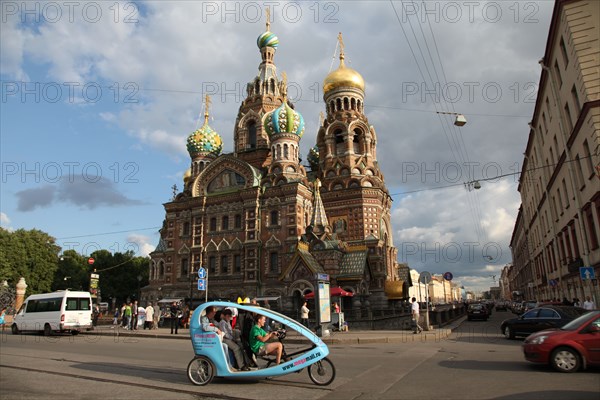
[12,290,93,335]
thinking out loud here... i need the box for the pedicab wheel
[307,357,335,386]
[187,356,215,386]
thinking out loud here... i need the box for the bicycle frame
[189,301,330,381]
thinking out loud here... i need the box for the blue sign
[580,267,595,280]
[549,279,558,287]
[198,267,207,279]
[316,273,329,281]
[197,279,206,290]
[443,272,453,281]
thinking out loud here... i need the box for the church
[142,20,409,314]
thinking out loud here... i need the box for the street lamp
[436,111,467,126]
[137,275,142,301]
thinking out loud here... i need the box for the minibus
[12,290,93,335]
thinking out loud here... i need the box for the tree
[0,228,60,294]
[51,250,88,291]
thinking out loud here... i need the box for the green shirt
[249,325,267,353]
[124,306,132,317]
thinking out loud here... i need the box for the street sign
[197,279,206,290]
[580,266,595,280]
[549,279,558,287]
[419,271,432,284]
[443,272,453,281]
[88,257,95,265]
[198,267,207,279]
[317,273,330,281]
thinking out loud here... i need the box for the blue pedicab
[187,301,335,386]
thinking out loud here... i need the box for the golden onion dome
[183,168,192,183]
[323,58,365,94]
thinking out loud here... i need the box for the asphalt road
[1,310,598,400]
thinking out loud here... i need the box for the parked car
[516,301,538,315]
[495,301,508,311]
[467,303,489,321]
[522,310,600,372]
[501,305,587,339]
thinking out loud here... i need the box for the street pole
[424,279,431,331]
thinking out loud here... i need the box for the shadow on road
[492,391,600,400]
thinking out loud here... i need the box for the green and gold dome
[263,101,305,138]
[257,31,279,49]
[187,96,223,157]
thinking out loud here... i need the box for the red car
[522,310,600,372]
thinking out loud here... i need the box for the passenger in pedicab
[201,306,223,338]
[217,309,253,371]
[249,314,283,365]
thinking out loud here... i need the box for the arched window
[334,129,344,144]
[270,210,279,226]
[159,261,164,278]
[269,252,279,273]
[234,214,242,229]
[221,255,229,274]
[344,97,349,110]
[210,217,217,231]
[284,144,289,159]
[221,215,229,230]
[353,128,362,153]
[248,121,257,149]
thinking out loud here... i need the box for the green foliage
[0,228,60,294]
[0,228,149,304]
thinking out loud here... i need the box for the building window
[270,210,278,226]
[583,140,594,178]
[584,205,599,250]
[557,188,563,213]
[554,60,562,87]
[248,121,257,149]
[562,179,569,208]
[183,221,190,236]
[208,256,216,274]
[564,102,573,133]
[571,85,581,115]
[234,254,242,273]
[269,252,278,273]
[222,215,229,231]
[560,37,569,67]
[221,255,228,274]
[210,217,217,231]
[234,214,242,229]
[570,223,580,259]
[575,154,585,189]
[181,258,189,277]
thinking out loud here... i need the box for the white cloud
[0,212,13,231]
[127,233,155,257]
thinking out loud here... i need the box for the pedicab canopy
[304,287,354,299]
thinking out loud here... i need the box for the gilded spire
[337,32,345,66]
[310,178,329,234]
[203,94,211,125]
[319,111,324,126]
[281,71,288,101]
[265,7,271,31]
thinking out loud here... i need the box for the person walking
[300,301,310,328]
[153,303,160,329]
[124,303,132,330]
[145,302,154,329]
[131,301,139,330]
[411,297,423,334]
[583,296,596,310]
[0,307,7,332]
[170,301,180,334]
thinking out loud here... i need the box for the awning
[304,287,354,299]
[157,298,183,304]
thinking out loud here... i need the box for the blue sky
[1,1,555,292]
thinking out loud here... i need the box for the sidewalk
[84,317,465,344]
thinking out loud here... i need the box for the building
[510,0,599,303]
[142,23,404,313]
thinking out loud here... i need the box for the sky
[1,1,556,293]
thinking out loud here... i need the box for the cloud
[0,212,14,231]
[16,176,143,211]
[127,233,155,257]
[16,185,57,211]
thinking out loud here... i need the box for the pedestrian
[300,301,310,328]
[145,302,154,329]
[0,307,6,332]
[131,301,139,330]
[583,296,596,310]
[123,303,132,330]
[153,303,160,329]
[411,297,423,334]
[112,308,119,326]
[170,301,180,334]
[92,304,100,328]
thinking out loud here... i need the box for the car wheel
[503,326,514,339]
[11,324,19,335]
[44,324,52,336]
[551,347,581,373]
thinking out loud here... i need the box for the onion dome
[307,145,320,166]
[183,168,192,183]
[257,31,279,50]
[263,101,305,138]
[187,95,223,157]
[323,33,365,94]
[186,123,222,157]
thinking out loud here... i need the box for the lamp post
[137,275,142,301]
[189,262,197,309]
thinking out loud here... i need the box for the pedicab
[187,301,335,386]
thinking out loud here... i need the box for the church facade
[142,24,407,314]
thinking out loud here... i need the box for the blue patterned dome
[257,31,279,49]
[186,122,223,157]
[308,145,319,165]
[263,102,305,138]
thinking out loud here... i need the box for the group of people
[200,305,284,371]
[561,296,596,310]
